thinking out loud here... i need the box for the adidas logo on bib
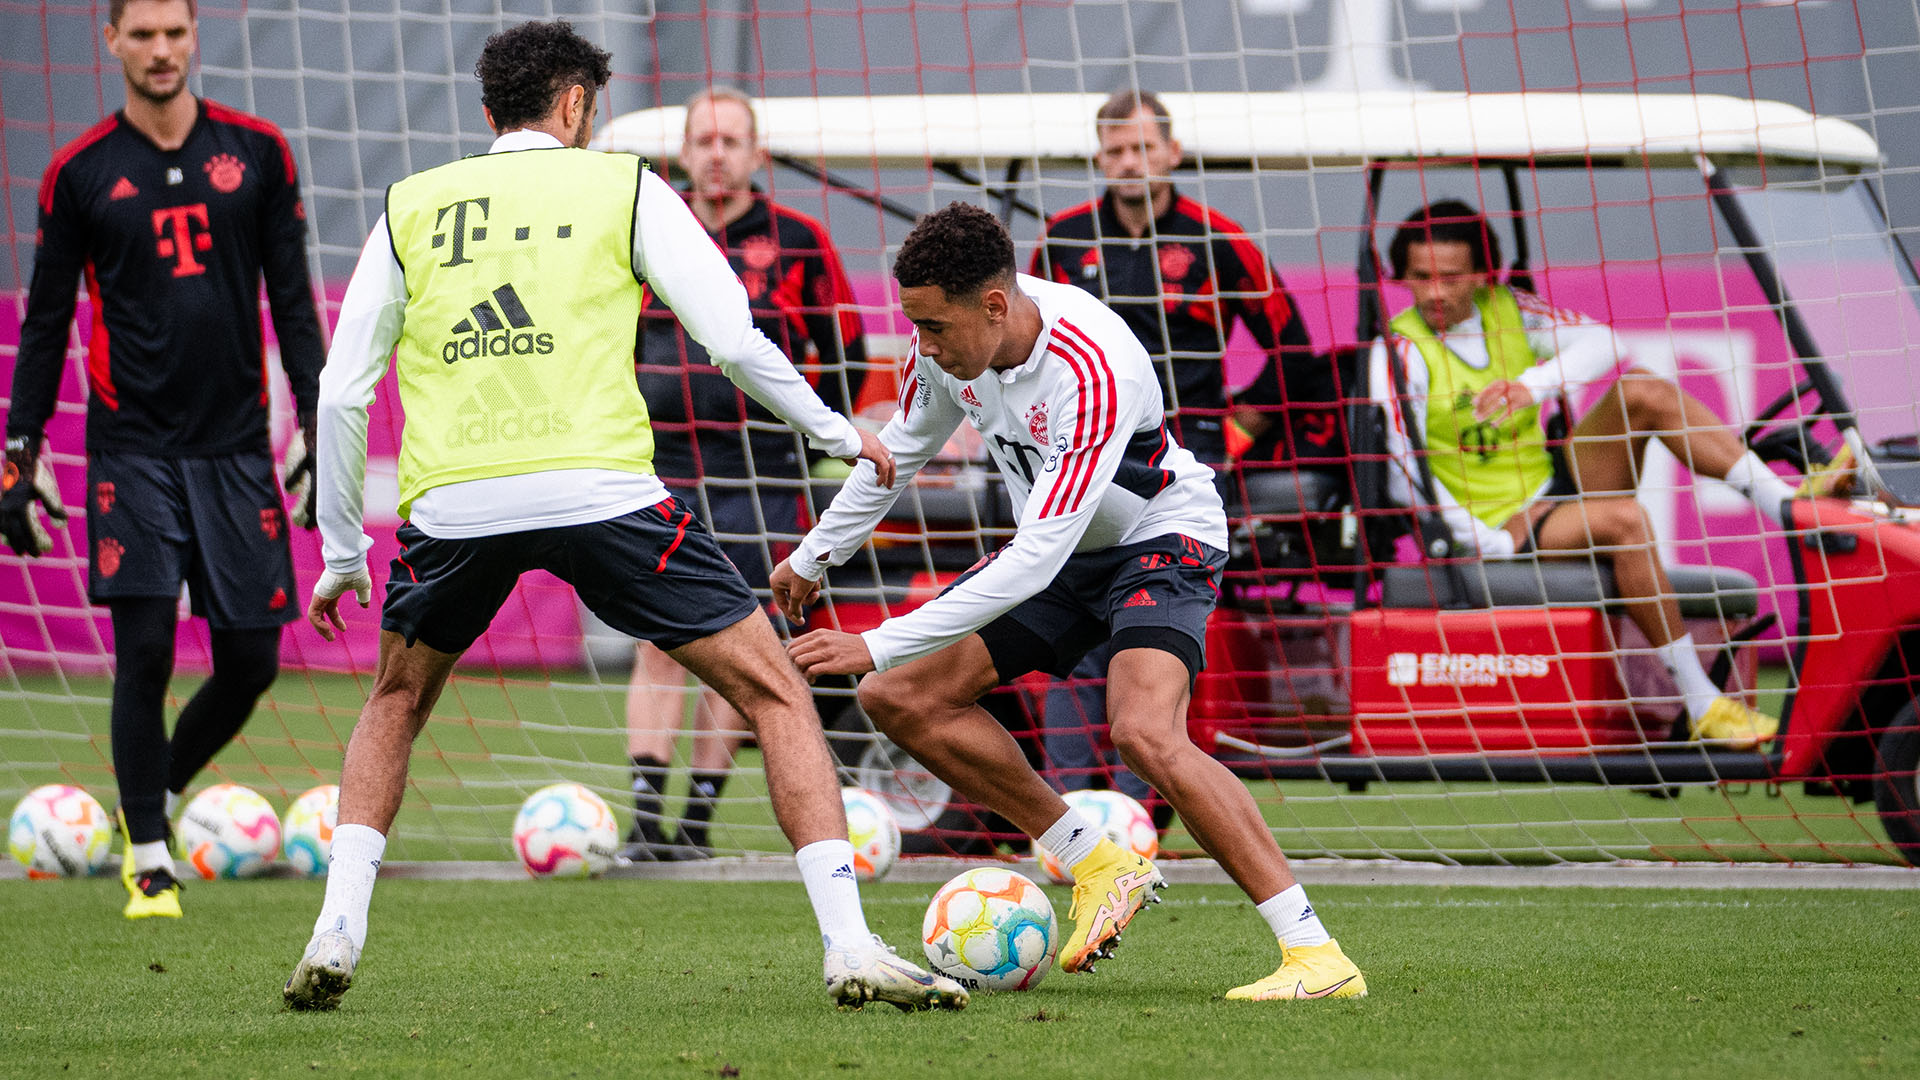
[441,283,555,364]
[443,357,573,449]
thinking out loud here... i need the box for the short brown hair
[683,85,758,144]
[110,0,196,27]
[1096,89,1173,142]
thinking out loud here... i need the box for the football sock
[1655,634,1722,719]
[678,769,728,849]
[1257,884,1332,950]
[795,838,871,951]
[313,823,385,951]
[108,598,176,845]
[130,840,173,877]
[628,755,669,843]
[1039,809,1104,870]
[1723,452,1794,527]
[168,627,279,791]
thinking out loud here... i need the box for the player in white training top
[770,203,1368,1000]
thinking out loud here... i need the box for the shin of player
[774,203,1366,1000]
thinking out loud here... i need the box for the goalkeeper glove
[0,436,69,558]
[282,413,317,529]
[313,565,373,608]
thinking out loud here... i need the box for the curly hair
[892,202,1016,297]
[1388,199,1502,280]
[475,21,612,133]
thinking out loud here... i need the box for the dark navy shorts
[85,449,298,629]
[973,533,1225,683]
[665,480,802,594]
[380,496,762,655]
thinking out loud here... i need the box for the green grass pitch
[2,878,1915,1079]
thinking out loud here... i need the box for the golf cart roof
[595,90,1881,173]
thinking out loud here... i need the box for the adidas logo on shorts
[441,283,554,364]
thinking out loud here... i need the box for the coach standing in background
[3,0,324,920]
[622,85,870,861]
[1028,89,1327,815]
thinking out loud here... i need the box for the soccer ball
[841,786,901,881]
[7,784,112,878]
[512,782,618,878]
[281,784,339,877]
[1033,788,1159,885]
[921,867,1058,992]
[179,783,283,879]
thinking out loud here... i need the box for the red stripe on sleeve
[83,263,116,410]
[1041,321,1119,517]
[39,116,119,215]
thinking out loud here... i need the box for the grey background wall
[5,0,1917,301]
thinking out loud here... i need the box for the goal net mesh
[4,0,1919,867]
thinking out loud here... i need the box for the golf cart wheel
[1872,700,1920,866]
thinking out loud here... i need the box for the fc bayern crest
[1158,242,1195,281]
[740,234,779,271]
[1025,401,1050,444]
[204,153,246,194]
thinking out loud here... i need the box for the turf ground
[1,670,1906,864]
[3,878,1915,1079]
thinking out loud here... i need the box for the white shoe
[284,926,359,1010]
[824,934,969,1012]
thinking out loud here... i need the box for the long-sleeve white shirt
[790,274,1228,672]
[316,129,862,576]
[1366,288,1629,557]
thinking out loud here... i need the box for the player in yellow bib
[281,20,964,1015]
[1369,199,1788,748]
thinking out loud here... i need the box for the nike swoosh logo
[1294,975,1356,999]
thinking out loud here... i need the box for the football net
[4,0,1920,868]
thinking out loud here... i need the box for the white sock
[1257,884,1332,949]
[795,839,872,952]
[163,790,180,819]
[1723,452,1793,527]
[130,840,173,876]
[1038,809,1104,871]
[312,823,385,951]
[1655,634,1721,719]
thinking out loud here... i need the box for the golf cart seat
[1380,559,1759,619]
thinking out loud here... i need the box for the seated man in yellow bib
[1369,199,1785,748]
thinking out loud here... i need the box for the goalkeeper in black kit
[3,0,325,919]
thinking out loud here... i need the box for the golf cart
[597,91,1920,863]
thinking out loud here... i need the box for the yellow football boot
[1689,697,1780,751]
[117,808,182,919]
[1225,939,1368,1001]
[1059,839,1165,974]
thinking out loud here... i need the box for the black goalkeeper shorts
[85,449,298,629]
[380,495,762,655]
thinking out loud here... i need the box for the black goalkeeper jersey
[1030,188,1331,465]
[9,99,324,457]
[637,191,868,482]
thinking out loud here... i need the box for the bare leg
[335,632,461,833]
[691,690,750,771]
[1522,494,1686,649]
[1567,367,1749,495]
[1105,647,1295,901]
[856,636,1071,840]
[669,612,843,849]
[626,641,694,761]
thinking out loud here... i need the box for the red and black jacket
[1030,188,1332,465]
[638,190,868,482]
[10,99,324,456]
